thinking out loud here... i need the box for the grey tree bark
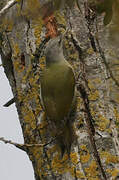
[0,0,119,180]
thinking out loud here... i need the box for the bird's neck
[46,54,65,67]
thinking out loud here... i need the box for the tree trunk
[1,0,119,179]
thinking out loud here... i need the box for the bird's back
[41,61,75,123]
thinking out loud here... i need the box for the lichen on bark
[1,0,119,180]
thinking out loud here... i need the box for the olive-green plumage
[41,36,76,157]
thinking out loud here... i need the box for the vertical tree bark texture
[1,0,119,179]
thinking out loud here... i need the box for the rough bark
[1,0,119,179]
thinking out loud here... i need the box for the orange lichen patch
[77,97,82,109]
[69,166,84,178]
[111,168,119,177]
[51,154,82,178]
[22,66,40,88]
[70,152,79,165]
[19,65,42,111]
[100,151,119,165]
[30,146,43,161]
[38,120,48,130]
[114,107,119,126]
[86,177,100,180]
[89,89,99,101]
[37,155,48,177]
[88,80,99,101]
[80,152,90,164]
[38,121,48,136]
[23,124,35,142]
[23,88,39,104]
[21,101,36,129]
[39,57,46,71]
[80,144,88,151]
[47,145,58,158]
[32,104,42,117]
[64,38,71,49]
[69,53,79,60]
[88,80,95,89]
[85,160,99,178]
[12,42,20,57]
[68,167,85,179]
[13,59,24,73]
[24,109,35,123]
[97,115,110,131]
[90,107,96,117]
[52,153,70,174]
[87,48,94,55]
[69,167,76,177]
[54,11,66,32]
[80,145,90,164]
[75,170,85,179]
[106,168,119,177]
[33,147,42,157]
[92,78,102,84]
[35,106,42,116]
[29,77,38,86]
[43,14,58,38]
[77,116,84,128]
[22,66,32,83]
[13,52,25,72]
[33,17,43,46]
[17,88,24,102]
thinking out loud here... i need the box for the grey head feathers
[45,36,64,65]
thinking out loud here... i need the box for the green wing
[41,63,75,122]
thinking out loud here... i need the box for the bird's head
[45,35,64,65]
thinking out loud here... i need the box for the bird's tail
[57,121,77,158]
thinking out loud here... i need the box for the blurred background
[0,57,35,180]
